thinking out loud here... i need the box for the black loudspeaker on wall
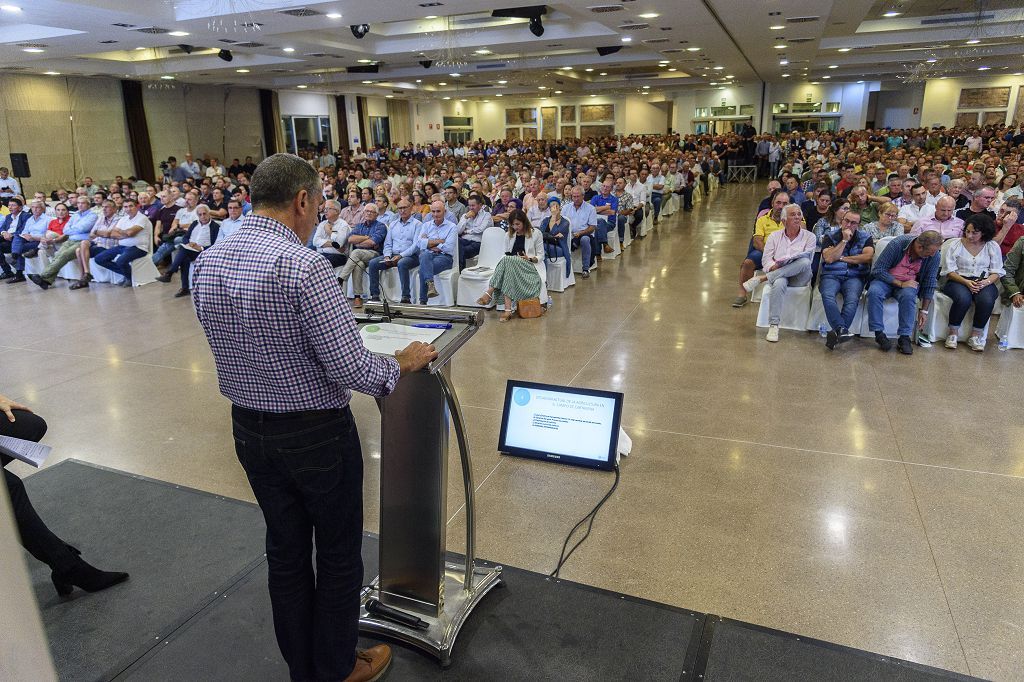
[10,153,30,178]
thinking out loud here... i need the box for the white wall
[875,85,925,128]
[920,75,1023,129]
[277,91,330,117]
[673,84,762,134]
[411,100,444,144]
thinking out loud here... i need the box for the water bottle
[818,323,828,337]
[998,336,1009,351]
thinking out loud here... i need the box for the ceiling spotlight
[925,58,937,63]
[781,73,790,77]
[828,64,838,69]
[554,90,562,93]
[621,36,632,43]
[496,93,502,97]
[443,96,451,100]
[882,11,901,17]
[236,68,250,73]
[590,94,596,97]
[450,72,460,77]
[475,49,492,55]
[779,59,789,65]
[668,68,677,72]
[218,49,233,62]
[639,12,660,19]
[460,98,467,102]
[529,15,544,37]
[857,79,864,83]
[386,95,394,98]
[838,47,851,52]
[561,66,572,70]
[283,47,295,53]
[168,31,190,37]
[351,24,370,39]
[326,12,342,19]
[439,82,447,85]
[585,68,593,72]
[160,75,175,80]
[415,79,422,83]
[362,80,374,84]
[538,86,547,89]
[965,39,980,44]
[642,85,650,88]
[297,85,308,89]
[44,71,60,75]
[22,47,44,53]
[978,66,990,70]
[498,79,508,84]
[773,44,786,49]
[769,24,784,30]
[822,75,831,79]
[599,72,607,76]
[713,65,723,70]
[686,47,700,52]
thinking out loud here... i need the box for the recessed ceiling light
[443,96,451,100]
[769,25,784,30]
[554,90,563,93]
[978,66,990,70]
[439,81,447,86]
[460,98,467,101]
[686,47,700,52]
[160,75,175,80]
[497,79,507,84]
[425,15,438,19]
[326,12,342,19]
[926,58,937,63]
[658,60,670,64]
[713,66,723,70]
[779,59,789,65]
[236,68,250,73]
[773,44,786,49]
[828,64,838,69]
[362,80,374,84]
[22,47,44,53]
[599,72,607,75]
[856,79,864,83]
[642,85,650,88]
[585,67,593,72]
[561,66,572,70]
[822,75,831,79]
[668,68,677,72]
[44,71,59,75]
[882,11,901,17]
[475,49,492,55]
[726,74,734,78]
[496,93,502,97]
[283,47,295,52]
[966,39,980,44]
[386,95,394,98]
[449,72,460,77]
[538,86,547,89]
[590,94,596,97]
[297,85,307,89]
[838,48,850,52]
[1,5,22,11]
[357,58,372,63]
[415,79,422,83]
[781,73,790,77]
[639,13,659,19]
[168,31,189,37]
[709,82,717,85]
[135,46,146,50]
[621,37,632,42]
[811,80,819,84]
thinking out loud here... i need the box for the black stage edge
[19,461,979,681]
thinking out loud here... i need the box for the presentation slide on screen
[504,387,616,461]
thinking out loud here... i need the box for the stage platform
[21,460,974,681]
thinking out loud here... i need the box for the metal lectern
[356,303,502,667]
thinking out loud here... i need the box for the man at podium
[192,153,437,682]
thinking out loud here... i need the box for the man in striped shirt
[192,153,436,682]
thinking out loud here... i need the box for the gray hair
[916,230,943,248]
[250,153,322,210]
[781,203,803,219]
[324,199,341,212]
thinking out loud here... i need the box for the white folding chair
[603,219,620,260]
[805,288,865,333]
[996,303,1024,348]
[545,258,574,292]
[457,227,505,308]
[750,270,767,303]
[59,259,83,281]
[22,250,50,276]
[923,291,990,341]
[755,282,812,331]
[858,236,904,337]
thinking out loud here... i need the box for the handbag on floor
[517,297,544,319]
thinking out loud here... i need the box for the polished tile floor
[4,183,1022,680]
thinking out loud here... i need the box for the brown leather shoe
[352,296,363,308]
[343,645,392,682]
[602,244,613,254]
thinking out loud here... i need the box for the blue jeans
[595,218,610,245]
[943,280,998,331]
[10,234,37,272]
[231,405,362,682]
[459,237,480,270]
[418,251,452,303]
[153,236,184,264]
[819,274,865,331]
[572,234,594,272]
[368,255,415,300]
[867,279,918,336]
[651,193,663,220]
[94,245,146,283]
[167,245,200,289]
[745,238,764,270]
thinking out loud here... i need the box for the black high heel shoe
[51,548,129,597]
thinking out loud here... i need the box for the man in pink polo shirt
[749,204,817,342]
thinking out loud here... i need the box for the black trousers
[1,410,78,573]
[231,405,364,682]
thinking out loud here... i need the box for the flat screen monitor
[498,380,623,471]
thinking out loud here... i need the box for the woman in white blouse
[940,214,1005,351]
[476,209,544,321]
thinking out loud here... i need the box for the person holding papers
[0,392,129,596]
[742,204,817,342]
[191,154,436,682]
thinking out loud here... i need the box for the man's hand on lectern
[396,342,438,376]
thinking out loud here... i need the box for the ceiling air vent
[234,42,267,48]
[625,72,659,79]
[465,83,494,89]
[133,27,171,34]
[17,42,48,48]
[241,22,264,28]
[660,48,684,53]
[588,4,624,12]
[305,52,329,57]
[270,68,294,73]
[786,16,819,23]
[99,40,119,44]
[277,8,321,17]
[475,62,510,70]
[788,37,814,43]
[618,22,650,30]
[219,39,238,44]
[920,13,992,25]
[111,23,136,28]
[642,38,669,44]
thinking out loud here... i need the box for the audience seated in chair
[733,190,790,307]
[368,200,420,304]
[155,204,219,297]
[866,231,943,355]
[477,208,544,322]
[819,208,875,349]
[939,214,1004,352]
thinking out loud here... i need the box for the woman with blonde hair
[476,208,544,321]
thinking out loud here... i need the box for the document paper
[359,323,445,356]
[0,436,52,468]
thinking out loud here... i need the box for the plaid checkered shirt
[191,213,400,412]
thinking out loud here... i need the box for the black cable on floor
[550,465,620,579]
